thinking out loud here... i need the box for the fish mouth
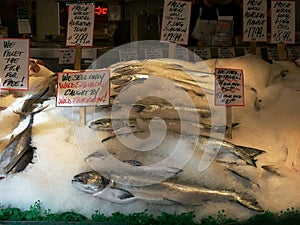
[72,175,87,184]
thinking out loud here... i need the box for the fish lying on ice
[72,169,263,212]
[89,117,239,135]
[0,105,47,178]
[0,87,51,178]
[107,102,212,122]
[84,131,265,188]
[93,130,265,168]
[109,60,215,107]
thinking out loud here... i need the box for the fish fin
[162,198,183,205]
[261,165,282,176]
[166,167,182,175]
[228,168,260,188]
[110,187,134,200]
[92,179,115,198]
[122,160,142,166]
[232,122,240,128]
[235,146,265,167]
[94,185,136,203]
[9,134,14,142]
[102,135,116,143]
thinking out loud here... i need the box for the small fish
[72,170,263,212]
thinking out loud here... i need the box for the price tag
[271,0,296,44]
[215,68,244,106]
[66,3,95,47]
[243,0,267,42]
[160,0,191,45]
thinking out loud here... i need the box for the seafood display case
[1,38,300,225]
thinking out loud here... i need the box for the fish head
[89,118,112,131]
[72,171,110,194]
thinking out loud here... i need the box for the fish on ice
[72,169,263,212]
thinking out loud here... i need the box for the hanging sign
[0,38,29,90]
[271,0,296,44]
[215,68,244,106]
[243,0,267,42]
[66,3,95,47]
[59,49,76,64]
[160,0,191,45]
[56,70,110,107]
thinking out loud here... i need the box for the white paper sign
[243,0,267,42]
[218,48,235,58]
[56,70,110,107]
[119,49,138,61]
[194,47,211,60]
[59,49,76,64]
[66,3,95,47]
[175,46,189,61]
[161,0,191,45]
[0,38,29,90]
[215,68,244,106]
[271,0,296,44]
[144,48,163,59]
[286,46,300,60]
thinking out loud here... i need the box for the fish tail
[235,145,266,167]
[261,165,282,176]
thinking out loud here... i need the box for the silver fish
[0,91,49,178]
[72,170,263,212]
[197,135,265,167]
[0,113,34,177]
[98,130,265,168]
[89,118,238,135]
[109,103,212,121]
[110,60,215,98]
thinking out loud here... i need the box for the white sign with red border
[0,38,29,90]
[56,70,110,107]
[215,68,244,106]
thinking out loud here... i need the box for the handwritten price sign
[215,68,244,106]
[56,70,110,107]
[161,0,191,45]
[271,0,295,44]
[0,38,29,90]
[66,3,95,47]
[243,0,267,42]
